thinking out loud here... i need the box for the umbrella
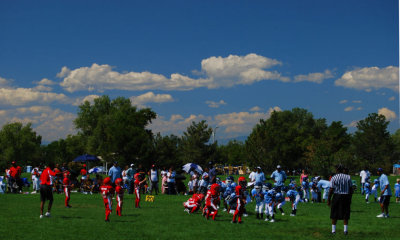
[89,166,103,174]
[182,163,203,174]
[73,154,100,163]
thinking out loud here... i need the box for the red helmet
[197,193,205,201]
[134,173,140,180]
[238,176,247,186]
[115,178,122,185]
[103,177,111,185]
[83,164,86,167]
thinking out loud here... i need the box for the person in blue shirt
[274,187,286,215]
[270,165,287,187]
[376,168,391,218]
[223,176,236,212]
[317,179,331,203]
[251,182,264,219]
[371,179,379,202]
[108,162,122,185]
[364,179,371,203]
[395,179,400,203]
[263,184,275,222]
[254,167,266,184]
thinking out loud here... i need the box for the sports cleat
[385,214,389,218]
[40,215,44,219]
[290,214,295,216]
[281,213,285,216]
[376,213,385,218]
[243,213,248,217]
[45,212,51,217]
[270,219,275,223]
[66,205,72,208]
[331,232,336,235]
[223,208,227,212]
[264,218,270,222]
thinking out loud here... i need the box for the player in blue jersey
[251,182,264,219]
[301,176,310,202]
[395,179,400,203]
[263,184,276,222]
[371,179,379,202]
[287,185,300,216]
[274,187,286,215]
[317,179,331,203]
[222,176,236,212]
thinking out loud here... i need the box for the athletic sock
[332,225,336,233]
[344,225,348,232]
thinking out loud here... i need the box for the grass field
[1,175,399,240]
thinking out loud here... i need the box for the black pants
[168,182,176,195]
[330,194,352,220]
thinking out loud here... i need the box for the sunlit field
[1,175,399,240]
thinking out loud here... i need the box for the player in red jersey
[206,184,220,220]
[134,173,146,208]
[63,173,72,208]
[115,178,124,216]
[183,193,204,214]
[100,177,114,222]
[232,176,247,224]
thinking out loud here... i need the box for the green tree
[153,133,181,168]
[352,113,395,173]
[74,95,156,167]
[0,122,42,170]
[179,120,216,166]
[218,140,247,166]
[246,108,326,172]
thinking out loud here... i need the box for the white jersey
[150,169,158,182]
[359,170,370,183]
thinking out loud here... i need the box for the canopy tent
[393,163,400,175]
[73,154,100,163]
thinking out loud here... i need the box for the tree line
[0,95,399,176]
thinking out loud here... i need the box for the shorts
[40,184,53,202]
[330,194,351,220]
[395,191,400,198]
[380,195,391,206]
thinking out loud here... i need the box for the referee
[327,164,353,235]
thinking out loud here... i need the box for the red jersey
[40,167,56,185]
[80,168,87,176]
[63,170,71,178]
[10,166,22,178]
[115,185,124,196]
[100,185,114,199]
[235,185,245,198]
[54,168,62,177]
[134,179,141,188]
[63,177,71,188]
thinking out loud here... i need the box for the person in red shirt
[40,163,56,218]
[232,176,247,224]
[183,193,204,214]
[100,177,114,222]
[203,184,220,220]
[134,173,146,208]
[115,178,124,216]
[63,172,72,208]
[80,164,88,184]
[9,161,22,193]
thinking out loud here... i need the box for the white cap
[130,164,134,167]
[277,165,281,169]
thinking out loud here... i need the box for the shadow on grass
[59,216,83,219]
[122,214,140,217]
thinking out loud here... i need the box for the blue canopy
[73,154,100,162]
[394,164,400,168]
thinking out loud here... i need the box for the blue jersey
[286,189,298,201]
[364,182,371,194]
[263,190,275,204]
[251,189,264,204]
[275,192,285,203]
[302,181,309,190]
[395,183,400,197]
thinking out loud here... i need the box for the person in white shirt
[148,164,159,195]
[248,167,257,188]
[359,168,370,195]
[31,166,41,193]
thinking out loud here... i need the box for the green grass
[1,176,399,240]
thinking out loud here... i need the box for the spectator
[122,165,129,185]
[161,170,168,194]
[126,164,135,194]
[148,164,159,195]
[167,167,176,195]
[376,168,392,218]
[270,165,287,187]
[327,164,353,235]
[40,162,56,218]
[300,169,308,185]
[31,165,41,193]
[208,162,216,184]
[359,167,370,195]
[108,162,122,185]
[254,167,266,184]
[248,167,257,187]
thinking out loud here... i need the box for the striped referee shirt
[330,173,352,194]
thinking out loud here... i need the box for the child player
[263,183,275,222]
[275,187,286,215]
[184,193,204,213]
[395,179,400,203]
[371,179,379,202]
[134,173,146,208]
[251,182,264,219]
[232,176,247,224]
[100,177,114,222]
[63,171,72,208]
[204,183,220,220]
[287,185,300,216]
[115,178,124,216]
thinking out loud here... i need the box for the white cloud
[0,88,69,106]
[58,54,289,92]
[294,70,333,83]
[250,106,262,112]
[347,120,359,128]
[389,96,395,101]
[335,66,399,92]
[37,78,56,86]
[339,100,348,104]
[352,100,362,103]
[0,106,76,142]
[149,106,282,139]
[73,95,100,106]
[344,106,354,112]
[206,100,227,108]
[130,92,174,107]
[378,107,397,121]
[0,76,10,87]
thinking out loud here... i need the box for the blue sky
[0,0,398,142]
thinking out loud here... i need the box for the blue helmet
[374,179,379,184]
[296,186,302,192]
